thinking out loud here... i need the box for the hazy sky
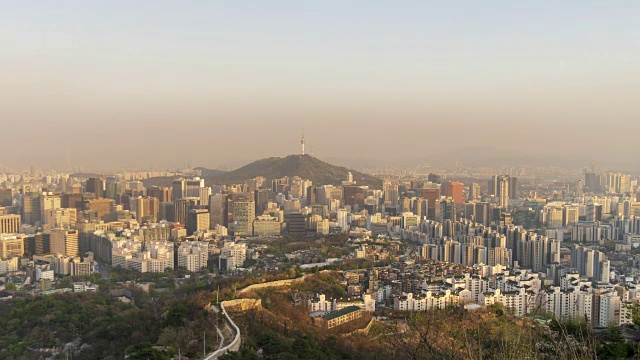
[1,1,638,170]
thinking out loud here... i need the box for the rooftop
[323,305,361,321]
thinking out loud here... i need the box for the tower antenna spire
[301,129,305,155]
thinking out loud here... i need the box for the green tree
[4,282,16,291]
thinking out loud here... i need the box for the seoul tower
[301,129,305,155]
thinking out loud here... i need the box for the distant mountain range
[143,154,381,188]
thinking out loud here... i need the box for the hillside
[207,154,381,187]
[142,169,226,188]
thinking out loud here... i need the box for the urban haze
[1,2,640,360]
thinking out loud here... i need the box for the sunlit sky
[1,1,638,170]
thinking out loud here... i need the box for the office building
[85,177,104,198]
[187,209,210,235]
[0,188,13,206]
[232,201,255,236]
[0,234,24,259]
[50,229,79,257]
[209,193,229,228]
[40,193,62,225]
[444,181,463,205]
[0,214,21,234]
[43,208,77,229]
[147,186,172,203]
[252,215,282,236]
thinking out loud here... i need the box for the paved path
[203,305,229,360]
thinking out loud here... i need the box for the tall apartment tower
[490,175,511,208]
[499,177,510,208]
[469,183,481,200]
[383,180,399,207]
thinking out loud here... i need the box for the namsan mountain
[205,154,381,187]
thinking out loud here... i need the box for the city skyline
[1,1,639,169]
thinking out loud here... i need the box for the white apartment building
[177,241,209,272]
[111,239,174,273]
[219,242,247,271]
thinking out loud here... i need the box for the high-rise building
[287,212,306,235]
[499,177,509,208]
[0,214,21,234]
[508,177,518,199]
[40,193,61,225]
[546,208,563,229]
[343,185,367,209]
[43,208,77,229]
[254,189,271,215]
[62,193,84,211]
[172,179,186,200]
[22,193,41,225]
[232,201,255,236]
[337,208,349,233]
[185,177,205,198]
[187,209,210,235]
[34,232,51,255]
[209,194,229,228]
[105,180,127,204]
[0,234,24,259]
[563,206,579,226]
[50,229,79,257]
[439,199,456,222]
[383,180,399,207]
[420,187,440,220]
[83,198,114,222]
[85,177,105,198]
[584,172,600,193]
[159,202,175,222]
[199,187,212,206]
[489,175,513,206]
[147,186,172,203]
[444,181,463,205]
[427,173,442,184]
[0,188,13,206]
[469,183,481,201]
[132,196,159,223]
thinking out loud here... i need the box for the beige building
[0,214,21,234]
[252,215,282,236]
[40,193,62,224]
[315,306,364,329]
[50,229,79,257]
[44,208,77,229]
[0,234,24,259]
